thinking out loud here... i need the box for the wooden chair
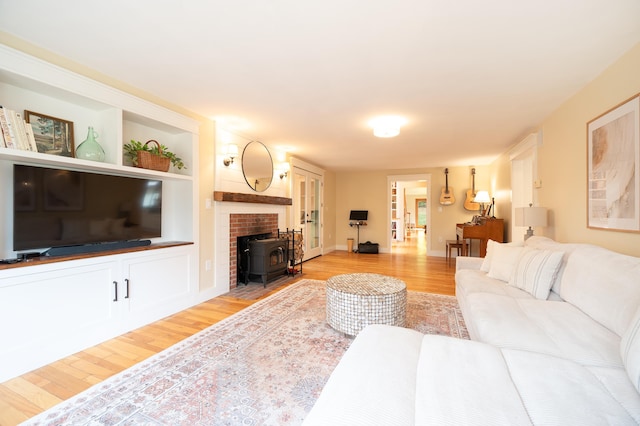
[446,239,468,264]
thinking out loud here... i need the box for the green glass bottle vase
[75,126,105,162]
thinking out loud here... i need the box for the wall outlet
[205,260,212,271]
[438,236,443,243]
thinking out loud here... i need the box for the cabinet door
[121,248,194,329]
[0,261,119,382]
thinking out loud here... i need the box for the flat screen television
[13,164,162,252]
[349,210,368,221]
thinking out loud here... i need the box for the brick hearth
[229,213,278,288]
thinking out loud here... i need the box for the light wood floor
[0,237,455,425]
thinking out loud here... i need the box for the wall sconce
[279,162,290,179]
[515,203,548,240]
[223,144,239,166]
[473,190,491,215]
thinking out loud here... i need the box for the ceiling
[1,1,639,172]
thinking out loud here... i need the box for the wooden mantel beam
[213,191,292,206]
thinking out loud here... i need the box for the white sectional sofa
[304,237,640,425]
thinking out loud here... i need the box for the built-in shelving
[0,44,199,258]
[0,44,202,382]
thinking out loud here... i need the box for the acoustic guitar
[464,168,480,211]
[440,168,454,205]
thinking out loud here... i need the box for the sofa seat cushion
[462,292,622,367]
[456,269,536,341]
[302,324,423,426]
[417,335,640,425]
[416,335,533,425]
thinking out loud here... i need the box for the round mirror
[241,141,273,192]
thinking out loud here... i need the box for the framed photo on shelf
[587,93,640,232]
[24,110,74,157]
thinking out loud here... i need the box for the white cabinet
[0,258,119,382]
[0,245,196,382]
[121,248,193,329]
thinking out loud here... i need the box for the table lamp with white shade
[473,191,491,215]
[515,203,548,240]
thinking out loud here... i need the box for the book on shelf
[11,110,28,151]
[15,112,36,152]
[24,122,38,151]
[0,106,38,152]
[0,106,17,149]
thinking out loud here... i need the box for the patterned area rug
[26,279,468,425]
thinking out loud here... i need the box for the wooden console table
[456,218,504,257]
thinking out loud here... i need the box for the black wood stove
[237,233,287,286]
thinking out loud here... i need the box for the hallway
[391,227,427,255]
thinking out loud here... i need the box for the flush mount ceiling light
[369,116,407,138]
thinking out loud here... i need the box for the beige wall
[334,166,491,254]
[322,170,337,251]
[534,42,640,256]
[488,150,514,241]
[335,171,387,249]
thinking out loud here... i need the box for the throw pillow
[481,239,524,273]
[509,248,564,300]
[487,244,524,282]
[481,239,499,272]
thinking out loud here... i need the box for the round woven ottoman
[326,273,407,336]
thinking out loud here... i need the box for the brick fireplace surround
[228,213,278,288]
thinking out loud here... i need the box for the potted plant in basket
[123,139,186,171]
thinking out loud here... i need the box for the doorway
[388,174,431,254]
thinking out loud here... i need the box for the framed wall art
[587,93,640,232]
[24,110,75,157]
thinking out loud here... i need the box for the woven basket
[136,140,170,172]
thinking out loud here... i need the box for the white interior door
[293,167,322,260]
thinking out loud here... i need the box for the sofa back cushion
[561,245,640,336]
[524,236,580,295]
[621,307,640,392]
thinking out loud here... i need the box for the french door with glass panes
[293,167,322,260]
